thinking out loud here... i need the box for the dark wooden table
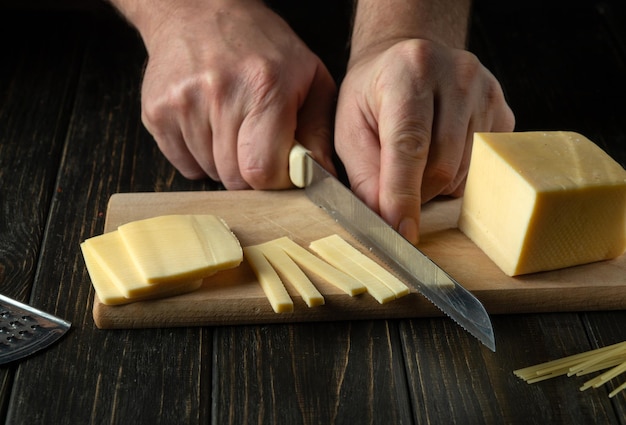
[2,1,626,423]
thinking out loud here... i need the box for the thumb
[295,63,337,174]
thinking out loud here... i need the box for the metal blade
[0,294,71,364]
[303,154,495,351]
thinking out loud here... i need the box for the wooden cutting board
[92,190,626,329]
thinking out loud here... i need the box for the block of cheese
[117,215,243,283]
[458,131,626,276]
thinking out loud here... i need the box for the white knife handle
[289,142,312,188]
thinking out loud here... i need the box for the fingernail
[398,217,418,245]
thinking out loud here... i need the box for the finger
[377,89,435,244]
[211,111,250,190]
[420,88,472,203]
[295,63,337,175]
[478,66,516,133]
[441,74,516,197]
[237,98,297,189]
[437,118,475,198]
[142,108,208,180]
[334,95,382,214]
[177,93,220,182]
[489,94,516,132]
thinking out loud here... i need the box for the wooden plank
[583,0,626,413]
[93,190,436,328]
[401,314,618,423]
[0,8,85,422]
[90,189,626,328]
[4,12,213,425]
[403,2,626,423]
[212,321,413,424]
[582,311,626,409]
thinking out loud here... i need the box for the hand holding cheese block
[459,131,626,276]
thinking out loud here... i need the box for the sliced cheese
[256,242,324,307]
[243,246,294,313]
[459,131,626,276]
[82,230,196,298]
[309,234,409,303]
[117,215,242,283]
[272,237,367,296]
[81,241,202,305]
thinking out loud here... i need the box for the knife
[289,143,495,352]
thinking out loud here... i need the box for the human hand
[334,39,515,244]
[135,0,336,188]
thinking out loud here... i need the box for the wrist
[349,0,471,64]
[109,0,266,53]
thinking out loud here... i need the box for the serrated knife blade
[296,149,495,351]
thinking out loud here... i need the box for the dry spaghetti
[514,341,626,398]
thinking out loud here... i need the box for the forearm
[108,0,265,53]
[107,0,178,41]
[350,0,472,61]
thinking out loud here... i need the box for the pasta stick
[609,381,626,398]
[514,341,626,399]
[597,361,626,387]
[568,343,626,377]
[514,342,626,381]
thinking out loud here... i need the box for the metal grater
[0,294,71,365]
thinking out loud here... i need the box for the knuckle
[143,69,234,126]
[451,54,482,97]
[397,39,436,65]
[479,73,505,106]
[389,122,431,160]
[243,57,283,106]
[424,161,459,187]
[239,155,281,189]
[240,166,274,189]
[179,167,208,181]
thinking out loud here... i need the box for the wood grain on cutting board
[92,190,626,329]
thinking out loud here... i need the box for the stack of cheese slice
[459,131,626,276]
[81,214,243,305]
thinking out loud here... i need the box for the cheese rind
[117,215,243,283]
[459,131,626,276]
